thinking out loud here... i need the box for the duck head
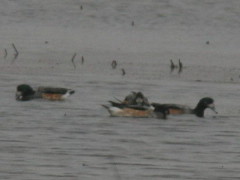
[194,97,217,117]
[16,84,35,101]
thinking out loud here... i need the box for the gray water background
[0,0,240,179]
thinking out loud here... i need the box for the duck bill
[208,103,218,114]
[16,91,23,100]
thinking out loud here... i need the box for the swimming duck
[16,84,75,101]
[102,102,168,119]
[102,92,169,119]
[151,97,217,118]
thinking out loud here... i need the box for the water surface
[0,0,240,179]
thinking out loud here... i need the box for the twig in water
[71,53,77,69]
[111,60,117,69]
[121,68,126,76]
[170,59,176,72]
[12,43,19,58]
[4,48,7,59]
[131,21,135,26]
[81,56,84,64]
[178,59,183,74]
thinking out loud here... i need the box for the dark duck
[16,84,75,101]
[151,97,217,118]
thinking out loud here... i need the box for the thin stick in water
[12,43,19,56]
[71,53,77,69]
[4,48,7,59]
[111,60,117,69]
[121,68,126,76]
[178,59,183,74]
[81,56,84,64]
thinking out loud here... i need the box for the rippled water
[0,0,240,179]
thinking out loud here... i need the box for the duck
[151,97,217,118]
[102,92,169,119]
[122,91,150,106]
[102,102,168,119]
[16,84,75,101]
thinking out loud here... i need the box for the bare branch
[4,48,7,59]
[71,53,77,69]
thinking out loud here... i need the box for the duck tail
[69,90,75,95]
[114,97,122,103]
[102,104,112,114]
[62,89,75,99]
[102,104,110,110]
